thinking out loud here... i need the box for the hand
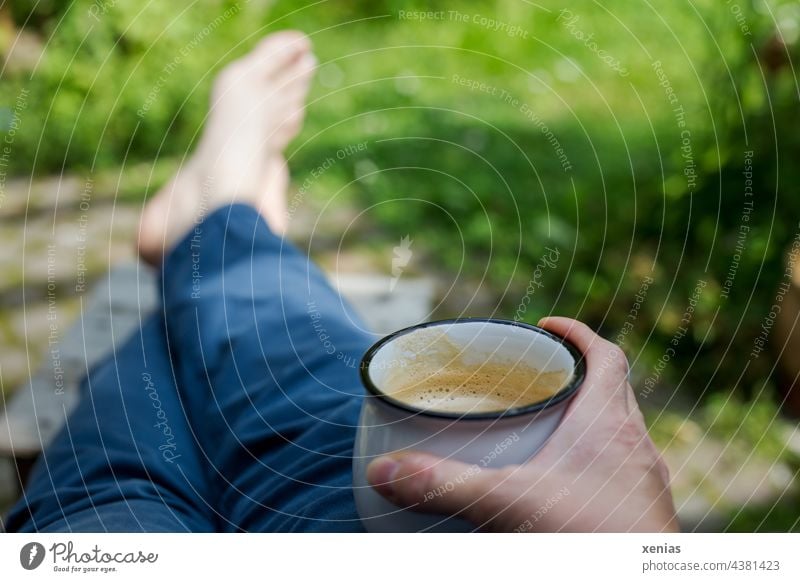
[366,317,679,532]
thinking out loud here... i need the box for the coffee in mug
[379,328,569,414]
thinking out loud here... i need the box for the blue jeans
[6,204,374,532]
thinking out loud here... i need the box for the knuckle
[605,344,629,370]
[592,342,629,380]
[616,416,650,449]
[655,454,671,483]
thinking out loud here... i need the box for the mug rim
[359,317,587,421]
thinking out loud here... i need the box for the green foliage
[703,391,799,463]
[703,392,800,532]
[2,0,799,411]
[2,0,267,173]
[725,494,800,532]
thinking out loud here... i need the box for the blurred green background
[2,0,800,530]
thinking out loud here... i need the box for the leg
[4,316,216,532]
[162,203,373,531]
[137,31,372,530]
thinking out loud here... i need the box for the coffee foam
[379,328,569,414]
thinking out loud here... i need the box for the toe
[246,30,311,72]
[276,53,317,100]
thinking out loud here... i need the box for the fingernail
[367,457,401,500]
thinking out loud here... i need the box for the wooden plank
[0,263,158,458]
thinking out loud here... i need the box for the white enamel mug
[352,318,586,532]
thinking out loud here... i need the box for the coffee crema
[381,360,569,414]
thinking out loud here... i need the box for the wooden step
[0,263,158,459]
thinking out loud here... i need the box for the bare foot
[138,31,315,265]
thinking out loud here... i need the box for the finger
[537,317,617,362]
[366,452,502,522]
[538,316,630,411]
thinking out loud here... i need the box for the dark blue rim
[359,318,586,420]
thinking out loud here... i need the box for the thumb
[366,451,502,522]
